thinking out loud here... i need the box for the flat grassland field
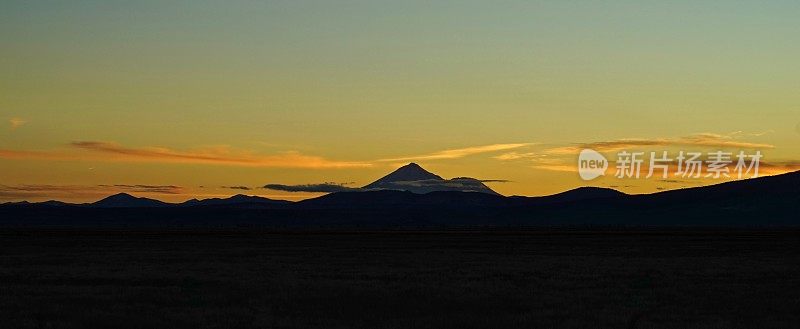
[1,231,799,329]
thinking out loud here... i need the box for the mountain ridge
[2,168,799,227]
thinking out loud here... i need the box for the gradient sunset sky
[2,1,799,202]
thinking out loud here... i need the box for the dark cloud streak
[222,186,251,191]
[263,183,357,193]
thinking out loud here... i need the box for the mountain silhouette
[2,170,799,228]
[91,193,169,208]
[522,187,627,204]
[363,163,499,195]
[38,200,73,207]
[181,194,292,208]
[300,186,623,209]
[364,163,443,188]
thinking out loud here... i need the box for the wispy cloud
[492,152,539,161]
[66,141,372,168]
[758,161,800,175]
[530,164,579,173]
[1,142,372,169]
[0,184,183,200]
[0,185,90,200]
[2,141,532,168]
[729,130,775,137]
[97,184,183,194]
[378,143,531,162]
[367,177,499,194]
[0,149,66,160]
[9,118,26,130]
[544,133,773,155]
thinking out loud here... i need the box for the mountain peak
[363,163,443,189]
[393,162,430,174]
[106,193,136,200]
[361,163,500,195]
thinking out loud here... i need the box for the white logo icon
[578,149,608,181]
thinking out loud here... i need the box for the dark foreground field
[1,230,799,329]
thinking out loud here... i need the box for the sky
[1,0,799,202]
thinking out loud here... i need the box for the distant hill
[38,200,74,207]
[180,194,292,208]
[91,193,170,208]
[515,187,627,205]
